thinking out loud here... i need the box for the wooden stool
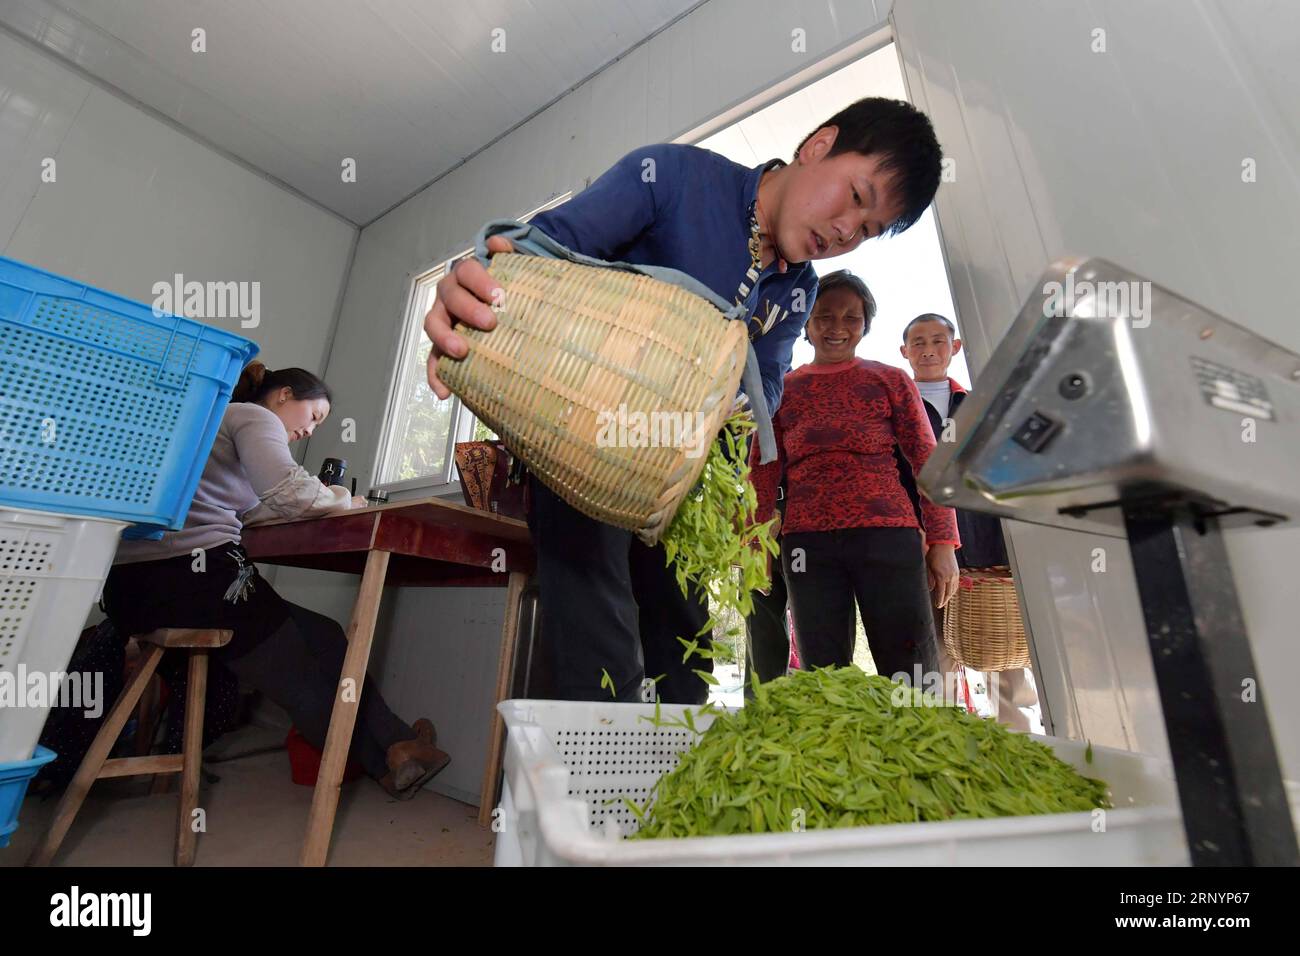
[27,628,232,867]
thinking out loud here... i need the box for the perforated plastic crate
[0,256,257,532]
[495,698,1189,866]
[0,744,56,848]
[0,506,127,763]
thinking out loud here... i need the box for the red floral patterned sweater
[750,357,960,546]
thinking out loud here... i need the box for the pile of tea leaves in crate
[625,667,1110,838]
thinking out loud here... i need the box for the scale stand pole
[1122,500,1298,866]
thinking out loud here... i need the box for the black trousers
[526,473,712,704]
[104,548,415,780]
[221,603,413,779]
[781,527,938,681]
[743,544,790,693]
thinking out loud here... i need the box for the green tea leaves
[662,412,778,689]
[631,668,1111,839]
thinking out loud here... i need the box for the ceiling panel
[0,0,704,223]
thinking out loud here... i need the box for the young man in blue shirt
[425,97,942,703]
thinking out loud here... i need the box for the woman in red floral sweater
[751,271,960,679]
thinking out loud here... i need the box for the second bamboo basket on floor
[437,253,749,544]
[942,567,1031,671]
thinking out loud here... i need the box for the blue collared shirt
[530,144,818,415]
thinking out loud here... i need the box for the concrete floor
[3,728,496,867]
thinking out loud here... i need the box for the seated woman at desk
[105,362,450,799]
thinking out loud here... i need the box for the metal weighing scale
[919,256,1299,867]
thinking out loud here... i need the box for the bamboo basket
[941,567,1031,671]
[437,253,748,544]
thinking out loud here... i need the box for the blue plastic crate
[0,744,56,848]
[0,256,258,532]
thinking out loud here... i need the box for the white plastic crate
[0,506,127,763]
[495,698,1189,866]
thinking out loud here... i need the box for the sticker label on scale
[1191,356,1275,421]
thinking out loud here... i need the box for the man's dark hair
[796,97,942,236]
[902,313,957,343]
[809,269,876,337]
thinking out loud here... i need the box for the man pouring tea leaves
[424,98,943,704]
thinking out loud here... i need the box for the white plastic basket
[0,506,127,762]
[495,698,1189,866]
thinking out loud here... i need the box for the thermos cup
[318,457,348,487]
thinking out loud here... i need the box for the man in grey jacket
[896,313,1041,732]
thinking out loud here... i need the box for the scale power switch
[1012,411,1062,453]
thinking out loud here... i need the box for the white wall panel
[0,0,708,223]
[0,30,358,701]
[0,32,90,249]
[893,0,1300,782]
[0,30,357,373]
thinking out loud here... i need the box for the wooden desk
[241,495,534,866]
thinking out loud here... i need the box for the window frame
[370,254,471,499]
[372,193,570,500]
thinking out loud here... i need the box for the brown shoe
[385,736,435,774]
[380,720,448,797]
[411,718,436,747]
[397,748,451,793]
[378,770,406,799]
[385,718,438,770]
[378,749,451,800]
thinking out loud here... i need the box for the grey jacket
[113,402,356,564]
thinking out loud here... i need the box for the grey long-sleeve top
[113,401,357,564]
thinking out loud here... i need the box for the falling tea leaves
[662,412,778,687]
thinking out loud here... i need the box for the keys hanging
[223,549,256,604]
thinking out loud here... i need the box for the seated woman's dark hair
[231,361,331,405]
[812,270,877,337]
